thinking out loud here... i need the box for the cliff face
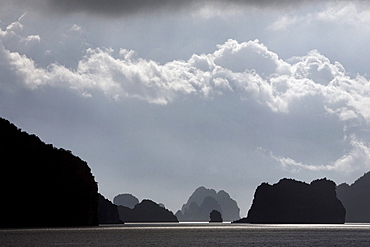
[98,194,123,224]
[0,118,98,227]
[176,186,240,222]
[337,172,370,222]
[235,178,345,224]
[117,199,178,223]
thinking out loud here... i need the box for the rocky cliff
[337,172,370,222]
[0,118,98,227]
[235,178,345,224]
[176,186,240,222]
[98,194,123,224]
[117,199,178,223]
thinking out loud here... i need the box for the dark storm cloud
[44,0,322,16]
[0,0,348,18]
[47,0,192,16]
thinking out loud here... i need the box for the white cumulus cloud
[2,21,370,126]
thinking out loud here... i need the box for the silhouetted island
[235,178,345,224]
[209,210,223,223]
[117,199,178,222]
[113,193,139,209]
[176,186,240,222]
[98,194,123,224]
[0,117,98,227]
[337,171,370,222]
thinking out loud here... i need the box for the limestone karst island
[2,117,370,227]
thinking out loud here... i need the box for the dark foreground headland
[235,178,346,224]
[98,193,123,224]
[0,118,98,227]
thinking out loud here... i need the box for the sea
[1,223,370,247]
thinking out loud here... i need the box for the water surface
[1,223,370,246]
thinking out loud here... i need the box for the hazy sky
[1,0,370,216]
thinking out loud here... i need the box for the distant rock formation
[209,210,223,223]
[0,117,98,227]
[98,194,123,224]
[117,199,178,223]
[337,172,370,222]
[113,193,139,209]
[235,178,345,224]
[176,186,240,222]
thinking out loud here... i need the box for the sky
[1,0,370,216]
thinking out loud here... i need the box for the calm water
[1,223,370,246]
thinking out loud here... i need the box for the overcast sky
[1,0,370,216]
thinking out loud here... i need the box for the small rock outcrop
[235,178,345,224]
[337,172,370,222]
[209,210,223,223]
[0,117,98,227]
[176,186,240,222]
[113,193,139,209]
[117,199,178,223]
[98,194,123,224]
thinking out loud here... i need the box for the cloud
[0,16,41,54]
[0,0,336,18]
[0,42,47,89]
[316,2,370,27]
[271,136,370,173]
[213,39,289,75]
[46,0,192,17]
[270,2,370,31]
[2,18,370,124]
[2,18,370,177]
[46,0,370,19]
